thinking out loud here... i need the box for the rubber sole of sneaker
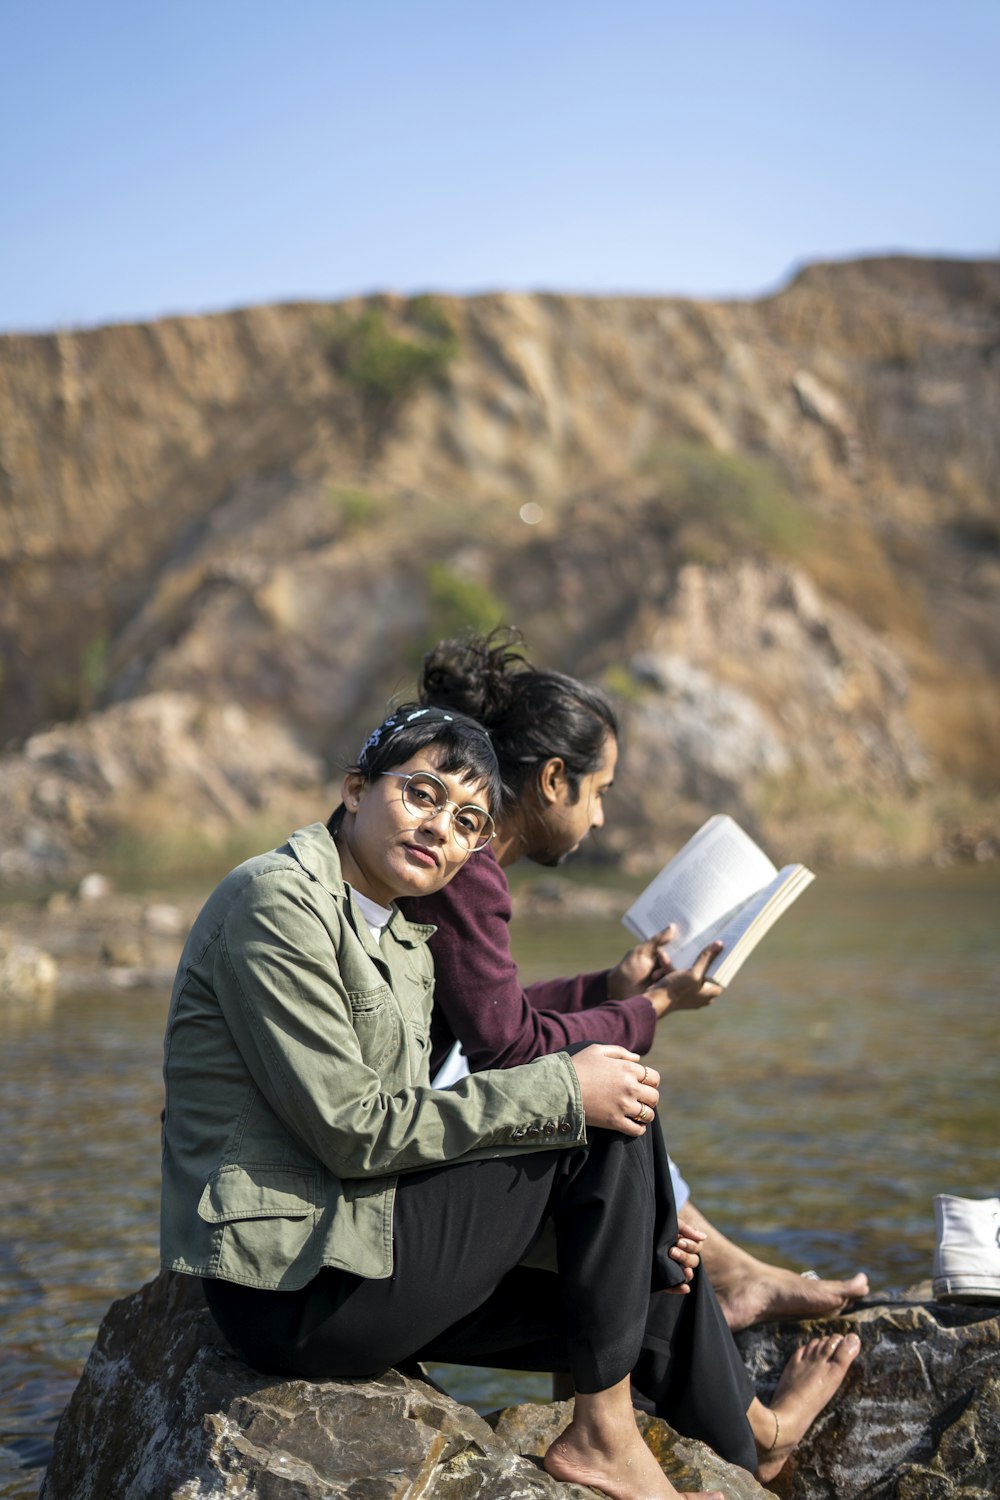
[932,1276,1000,1303]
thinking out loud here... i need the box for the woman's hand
[605,925,676,1000]
[569,1046,660,1136]
[666,1217,707,1294]
[645,942,724,1019]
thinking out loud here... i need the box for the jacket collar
[286,821,435,948]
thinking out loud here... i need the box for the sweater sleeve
[406,852,657,1073]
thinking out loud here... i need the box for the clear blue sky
[2,0,996,333]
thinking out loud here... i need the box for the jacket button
[543,1120,557,1136]
[558,1120,572,1135]
[527,1124,541,1136]
[512,1127,526,1140]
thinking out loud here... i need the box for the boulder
[734,1293,1000,1498]
[634,562,930,798]
[0,691,324,887]
[39,1273,1000,1499]
[39,1272,764,1500]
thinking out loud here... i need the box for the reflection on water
[1,868,998,1493]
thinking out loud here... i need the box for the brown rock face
[0,690,323,886]
[2,258,998,877]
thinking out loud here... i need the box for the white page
[622,815,778,945]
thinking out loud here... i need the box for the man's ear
[536,757,567,806]
[341,771,366,812]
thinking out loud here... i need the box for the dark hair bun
[419,628,526,727]
[420,627,618,809]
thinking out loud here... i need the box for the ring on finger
[633,1102,651,1124]
[638,1064,649,1085]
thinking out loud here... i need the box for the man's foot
[544,1417,723,1500]
[682,1199,869,1331]
[714,1266,870,1332]
[754,1332,862,1483]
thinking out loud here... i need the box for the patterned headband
[357,706,489,762]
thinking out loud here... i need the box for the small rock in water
[143,902,185,936]
[77,871,112,902]
[101,936,142,968]
[0,932,59,1000]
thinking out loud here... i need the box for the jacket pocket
[198,1162,318,1223]
[346,983,399,1068]
[198,1163,320,1287]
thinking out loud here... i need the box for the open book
[621,815,814,988]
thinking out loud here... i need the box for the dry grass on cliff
[638,443,816,566]
[909,670,1000,792]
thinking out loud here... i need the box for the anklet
[761,1412,780,1453]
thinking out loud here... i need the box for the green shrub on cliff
[601,664,650,703]
[640,442,812,561]
[324,296,459,458]
[416,563,504,664]
[80,632,110,708]
[327,484,387,534]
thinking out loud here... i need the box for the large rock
[734,1294,1000,1498]
[40,1270,1000,1500]
[613,560,941,868]
[40,1272,765,1500]
[0,691,323,886]
[633,562,930,799]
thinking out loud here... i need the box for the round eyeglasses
[380,771,495,852]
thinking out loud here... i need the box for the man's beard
[532,840,578,869]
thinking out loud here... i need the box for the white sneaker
[932,1193,1000,1302]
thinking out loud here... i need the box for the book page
[622,815,778,945]
[707,864,815,990]
[711,866,815,986]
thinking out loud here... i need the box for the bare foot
[682,1199,868,1331]
[755,1332,862,1483]
[714,1267,870,1332]
[544,1417,723,1500]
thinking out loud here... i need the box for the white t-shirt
[350,888,393,942]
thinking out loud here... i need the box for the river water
[1,868,997,1497]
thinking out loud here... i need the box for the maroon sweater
[406,847,657,1075]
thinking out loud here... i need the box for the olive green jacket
[160,822,585,1289]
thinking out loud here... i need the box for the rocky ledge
[38,1272,767,1500]
[733,1289,1000,1498]
[39,1272,999,1499]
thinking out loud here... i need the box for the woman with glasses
[160,703,728,1500]
[408,632,864,1483]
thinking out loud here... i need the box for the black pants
[204,1125,757,1472]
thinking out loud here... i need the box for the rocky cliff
[1,257,998,883]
